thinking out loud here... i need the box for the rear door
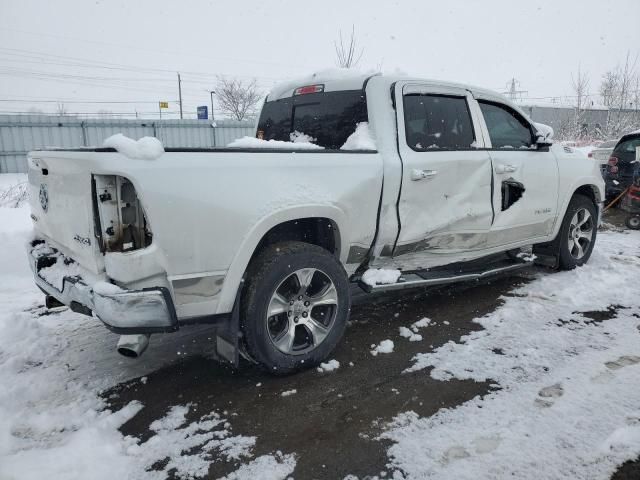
[390,82,494,268]
[476,99,559,247]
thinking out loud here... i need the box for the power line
[0,47,289,82]
[0,25,317,71]
[0,98,175,104]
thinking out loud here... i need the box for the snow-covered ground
[1,172,639,479]
[382,231,640,479]
[0,175,295,480]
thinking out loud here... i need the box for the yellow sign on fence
[159,101,169,109]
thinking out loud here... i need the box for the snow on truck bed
[1,174,640,479]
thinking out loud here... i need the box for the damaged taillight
[92,175,152,252]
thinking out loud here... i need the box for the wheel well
[252,218,340,261]
[573,185,601,205]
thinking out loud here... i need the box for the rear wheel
[241,241,350,375]
[626,215,640,230]
[556,194,598,270]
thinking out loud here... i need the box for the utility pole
[209,90,216,121]
[177,72,184,119]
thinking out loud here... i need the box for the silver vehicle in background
[590,140,618,176]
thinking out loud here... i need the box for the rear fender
[215,205,348,314]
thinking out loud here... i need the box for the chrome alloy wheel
[568,207,594,260]
[266,268,338,355]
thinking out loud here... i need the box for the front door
[475,100,559,248]
[388,82,494,270]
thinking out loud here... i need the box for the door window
[479,101,534,149]
[403,94,475,151]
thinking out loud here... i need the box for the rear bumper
[28,239,178,334]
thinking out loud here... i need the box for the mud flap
[214,292,241,367]
[532,241,560,268]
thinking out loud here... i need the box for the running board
[357,258,533,294]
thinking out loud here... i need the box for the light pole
[208,90,216,122]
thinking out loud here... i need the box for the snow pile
[371,339,395,356]
[221,451,297,480]
[281,389,297,397]
[399,326,422,342]
[341,122,377,150]
[126,404,256,478]
[412,317,431,329]
[381,230,640,479]
[361,268,402,286]
[268,68,376,99]
[37,258,84,291]
[317,359,340,373]
[227,136,323,150]
[289,130,316,144]
[92,281,125,295]
[103,133,165,160]
[0,195,296,479]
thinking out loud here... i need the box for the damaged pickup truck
[27,72,604,374]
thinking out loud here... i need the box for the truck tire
[625,215,640,230]
[556,194,598,270]
[241,241,351,375]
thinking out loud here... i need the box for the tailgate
[28,152,103,274]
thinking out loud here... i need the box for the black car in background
[604,131,640,200]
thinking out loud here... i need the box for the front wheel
[556,194,598,270]
[241,241,351,375]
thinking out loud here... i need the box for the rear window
[599,140,618,148]
[615,136,640,154]
[257,90,368,149]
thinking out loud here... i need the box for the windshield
[256,89,368,149]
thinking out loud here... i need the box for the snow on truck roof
[266,69,508,103]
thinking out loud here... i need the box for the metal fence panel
[0,115,256,173]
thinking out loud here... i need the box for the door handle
[495,164,518,174]
[411,169,438,181]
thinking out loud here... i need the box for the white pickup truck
[27,72,604,374]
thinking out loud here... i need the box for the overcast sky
[1,0,638,118]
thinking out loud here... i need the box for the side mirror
[535,133,553,148]
[534,122,554,147]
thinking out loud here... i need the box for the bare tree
[215,77,262,121]
[557,66,592,141]
[571,65,590,113]
[55,102,68,116]
[599,70,619,109]
[598,52,640,139]
[334,26,364,69]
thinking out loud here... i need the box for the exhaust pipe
[117,334,150,358]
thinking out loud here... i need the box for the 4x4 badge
[39,184,48,212]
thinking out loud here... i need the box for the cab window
[403,94,475,151]
[479,101,534,149]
